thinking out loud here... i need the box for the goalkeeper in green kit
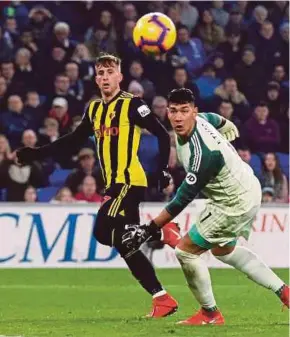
[122,88,289,325]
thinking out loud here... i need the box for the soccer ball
[133,12,177,55]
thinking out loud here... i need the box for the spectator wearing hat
[234,44,265,105]
[74,175,103,203]
[48,97,71,135]
[65,147,102,194]
[265,81,288,122]
[242,102,281,153]
[259,152,288,203]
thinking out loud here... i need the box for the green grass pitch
[0,269,288,337]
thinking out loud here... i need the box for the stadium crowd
[0,1,288,203]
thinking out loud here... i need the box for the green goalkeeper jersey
[166,113,260,218]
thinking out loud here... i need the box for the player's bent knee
[175,247,199,264]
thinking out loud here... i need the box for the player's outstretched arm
[16,113,93,165]
[130,97,171,189]
[199,112,239,142]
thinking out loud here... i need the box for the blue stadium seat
[0,189,7,201]
[249,154,262,177]
[37,187,59,202]
[49,169,72,187]
[276,152,289,179]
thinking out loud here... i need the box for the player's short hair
[95,52,121,69]
[168,88,195,105]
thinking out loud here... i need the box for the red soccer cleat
[280,285,289,309]
[177,308,225,325]
[161,222,181,248]
[146,293,178,318]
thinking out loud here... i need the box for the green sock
[275,284,285,298]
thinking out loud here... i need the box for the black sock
[202,306,218,312]
[275,284,286,298]
[124,250,163,296]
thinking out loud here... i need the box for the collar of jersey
[101,90,123,105]
[177,122,197,145]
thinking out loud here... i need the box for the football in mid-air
[133,12,177,55]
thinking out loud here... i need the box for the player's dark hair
[168,88,195,105]
[95,52,121,68]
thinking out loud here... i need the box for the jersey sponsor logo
[137,104,151,117]
[95,125,119,138]
[185,173,197,185]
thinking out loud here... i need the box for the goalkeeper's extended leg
[213,245,289,308]
[175,234,225,325]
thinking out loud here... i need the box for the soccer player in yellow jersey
[16,53,180,317]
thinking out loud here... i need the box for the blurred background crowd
[0,1,288,204]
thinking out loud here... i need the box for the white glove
[218,119,239,142]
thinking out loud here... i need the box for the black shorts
[93,184,145,248]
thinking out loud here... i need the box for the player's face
[167,103,198,137]
[95,63,123,97]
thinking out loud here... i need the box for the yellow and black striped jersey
[81,90,170,189]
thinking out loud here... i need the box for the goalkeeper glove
[218,119,239,142]
[158,167,172,191]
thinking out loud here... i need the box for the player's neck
[101,88,121,104]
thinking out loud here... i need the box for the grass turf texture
[0,269,288,337]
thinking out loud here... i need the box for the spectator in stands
[217,28,242,73]
[151,96,171,131]
[259,153,288,203]
[27,5,56,44]
[279,22,289,73]
[0,76,8,110]
[16,29,39,58]
[167,4,182,29]
[24,91,45,131]
[242,102,281,153]
[171,25,206,77]
[0,95,30,149]
[196,9,225,53]
[168,67,200,105]
[214,78,249,121]
[248,5,269,38]
[22,129,37,148]
[265,81,288,122]
[195,64,221,103]
[218,100,241,129]
[71,43,94,81]
[23,185,37,202]
[74,175,103,203]
[234,44,265,105]
[272,64,288,89]
[46,73,79,116]
[65,61,85,103]
[128,60,155,101]
[65,147,101,194]
[51,22,76,60]
[51,187,74,203]
[1,61,19,95]
[38,118,60,146]
[0,134,12,164]
[48,97,71,135]
[262,187,275,203]
[179,1,199,32]
[211,52,229,80]
[268,1,289,28]
[226,5,247,36]
[249,21,282,73]
[210,1,229,28]
[3,17,19,50]
[123,3,138,21]
[118,20,140,63]
[128,80,144,98]
[237,147,252,165]
[0,26,13,63]
[85,23,117,58]
[14,47,37,94]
